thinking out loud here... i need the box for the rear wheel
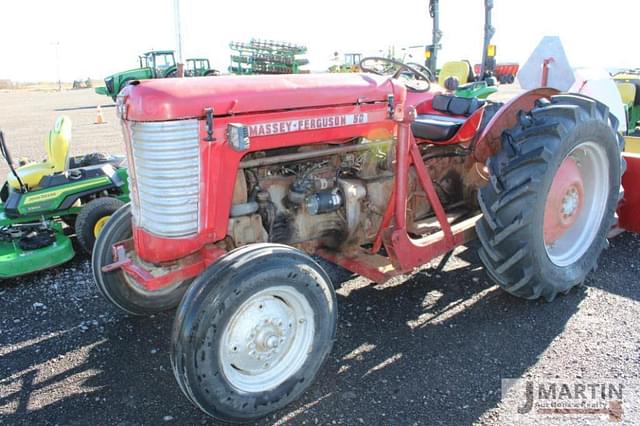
[92,204,191,315]
[75,197,125,254]
[477,94,624,301]
[171,243,337,423]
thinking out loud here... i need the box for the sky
[0,0,637,82]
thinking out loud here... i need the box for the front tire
[92,204,191,315]
[75,197,125,254]
[171,243,337,423]
[477,94,624,301]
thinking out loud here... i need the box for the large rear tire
[171,243,337,423]
[477,94,624,301]
[92,204,191,315]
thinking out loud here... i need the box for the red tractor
[93,58,629,422]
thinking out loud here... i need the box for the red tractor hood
[122,73,396,122]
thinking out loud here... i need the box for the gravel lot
[1,88,639,425]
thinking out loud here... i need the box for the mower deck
[0,223,75,278]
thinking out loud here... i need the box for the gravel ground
[1,88,639,425]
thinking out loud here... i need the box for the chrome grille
[129,120,200,237]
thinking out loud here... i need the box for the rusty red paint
[543,157,584,244]
[104,239,225,291]
[473,87,560,164]
[132,102,397,264]
[541,57,555,87]
[122,73,397,121]
[119,74,559,291]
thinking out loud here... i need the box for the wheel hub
[220,286,315,393]
[93,215,111,238]
[544,157,584,244]
[543,142,610,267]
[248,318,287,361]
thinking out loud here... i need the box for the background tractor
[0,117,129,278]
[95,50,217,100]
[329,52,362,73]
[95,50,177,100]
[184,58,219,77]
[92,53,630,422]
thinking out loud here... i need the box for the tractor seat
[411,95,485,142]
[7,116,71,190]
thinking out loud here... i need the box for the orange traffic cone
[95,105,105,124]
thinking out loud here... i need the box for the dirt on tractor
[2,85,639,425]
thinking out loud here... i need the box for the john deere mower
[0,116,129,278]
[614,71,640,153]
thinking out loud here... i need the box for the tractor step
[408,206,473,236]
[0,231,75,279]
[316,247,398,284]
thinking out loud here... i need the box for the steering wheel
[359,57,433,92]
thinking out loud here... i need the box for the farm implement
[229,39,309,75]
[0,117,129,278]
[90,52,638,421]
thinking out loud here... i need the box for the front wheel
[91,204,191,315]
[476,94,624,301]
[75,197,125,254]
[171,243,337,423]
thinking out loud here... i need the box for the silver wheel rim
[544,141,610,266]
[219,285,315,393]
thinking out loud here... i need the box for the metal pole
[173,0,184,77]
[52,41,61,91]
[480,0,495,80]
[427,0,442,76]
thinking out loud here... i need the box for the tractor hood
[121,73,396,122]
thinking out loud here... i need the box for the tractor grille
[129,120,200,237]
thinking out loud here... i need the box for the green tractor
[185,58,219,77]
[329,53,362,73]
[95,50,179,100]
[0,117,129,278]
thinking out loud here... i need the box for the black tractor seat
[412,94,485,142]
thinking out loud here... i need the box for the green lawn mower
[0,116,129,279]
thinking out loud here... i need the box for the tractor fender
[473,87,560,164]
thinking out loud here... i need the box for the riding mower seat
[617,82,637,107]
[7,116,71,190]
[438,61,471,87]
[411,95,485,141]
